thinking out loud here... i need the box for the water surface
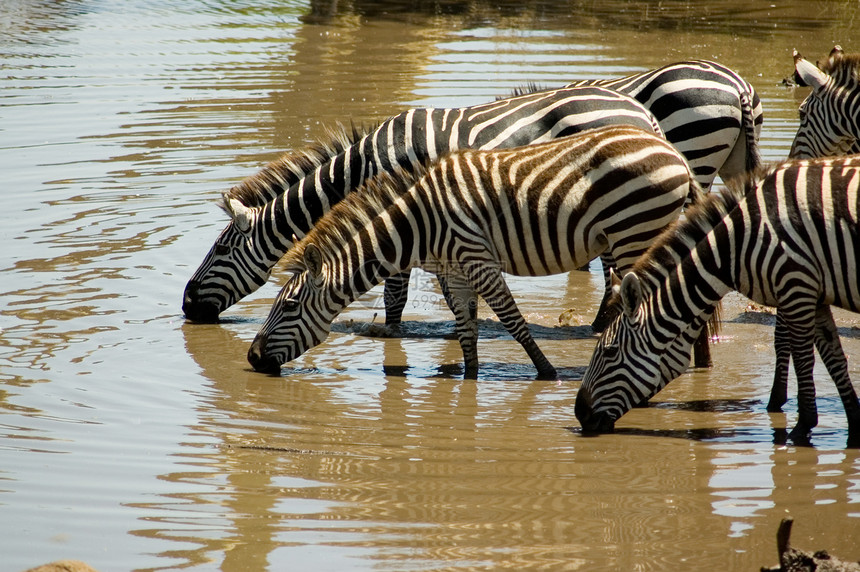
[2,1,860,570]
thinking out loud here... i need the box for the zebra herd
[183,47,860,444]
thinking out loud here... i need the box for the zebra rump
[567,59,763,187]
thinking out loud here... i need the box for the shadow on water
[383,361,586,381]
[565,425,860,449]
[731,309,860,339]
[336,318,596,341]
[566,396,860,449]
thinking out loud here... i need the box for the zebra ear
[793,49,829,93]
[303,243,323,279]
[619,272,643,321]
[222,193,253,233]
[828,45,844,66]
[609,268,623,296]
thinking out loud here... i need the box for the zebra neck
[268,132,380,245]
[334,199,429,301]
[639,217,737,351]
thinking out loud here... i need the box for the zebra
[246,125,706,380]
[566,59,763,190]
[789,46,860,160]
[575,156,860,444]
[767,46,860,415]
[182,85,665,327]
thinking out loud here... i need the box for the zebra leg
[691,327,713,368]
[767,311,792,413]
[436,272,480,379]
[785,312,819,442]
[590,253,615,333]
[382,271,410,329]
[813,306,860,437]
[461,261,557,380]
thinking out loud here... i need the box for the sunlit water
[2,1,860,570]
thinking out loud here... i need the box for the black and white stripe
[246,125,704,379]
[790,46,860,159]
[769,46,860,416]
[575,156,860,443]
[182,85,663,324]
[567,59,763,188]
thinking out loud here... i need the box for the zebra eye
[282,298,300,312]
[214,243,230,256]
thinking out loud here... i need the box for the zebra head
[576,272,705,433]
[182,196,286,323]
[789,46,860,159]
[247,243,342,374]
[576,272,653,433]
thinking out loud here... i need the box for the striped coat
[246,125,704,379]
[576,156,860,444]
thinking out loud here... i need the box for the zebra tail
[708,298,723,342]
[687,178,708,206]
[740,90,764,175]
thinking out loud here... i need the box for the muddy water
[3,1,860,570]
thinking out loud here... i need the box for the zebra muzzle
[575,392,616,434]
[182,281,222,323]
[247,334,281,374]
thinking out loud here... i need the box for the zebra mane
[498,83,546,99]
[819,50,860,84]
[630,181,752,284]
[220,122,369,209]
[282,165,426,273]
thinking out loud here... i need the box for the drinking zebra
[567,59,763,188]
[182,85,664,326]
[246,125,706,380]
[183,61,762,332]
[789,46,860,159]
[575,156,860,443]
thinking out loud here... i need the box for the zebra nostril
[183,282,198,303]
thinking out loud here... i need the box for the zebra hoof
[766,391,788,412]
[535,367,558,381]
[846,412,860,448]
[788,424,814,447]
[765,401,785,413]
